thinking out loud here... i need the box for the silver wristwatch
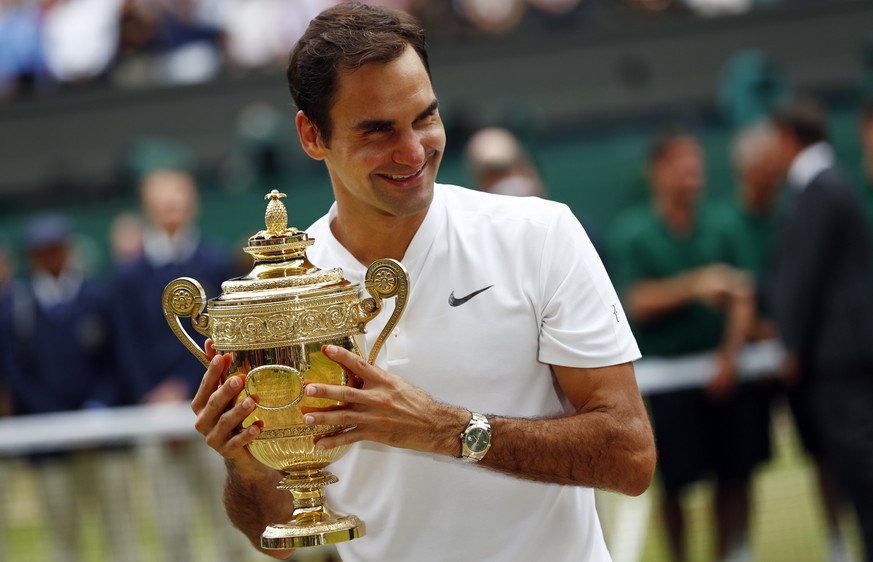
[460,412,492,463]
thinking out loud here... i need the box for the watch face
[465,427,490,453]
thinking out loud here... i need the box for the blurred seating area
[0,0,852,101]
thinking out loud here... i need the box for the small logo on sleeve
[611,304,620,322]
[448,285,494,307]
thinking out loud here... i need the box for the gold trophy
[162,190,409,549]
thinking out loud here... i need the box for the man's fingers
[304,380,366,404]
[194,374,247,434]
[323,344,373,377]
[205,338,217,360]
[206,399,261,455]
[192,353,228,414]
[215,422,262,458]
[302,403,363,428]
[313,426,360,451]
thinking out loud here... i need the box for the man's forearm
[627,273,698,321]
[224,459,295,558]
[478,407,654,496]
[721,288,755,358]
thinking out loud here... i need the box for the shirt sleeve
[537,205,641,369]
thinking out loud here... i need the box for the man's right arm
[192,341,295,560]
[625,263,753,397]
[626,263,748,322]
[223,458,294,558]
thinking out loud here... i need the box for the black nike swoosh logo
[448,285,494,307]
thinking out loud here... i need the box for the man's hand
[707,352,738,400]
[191,340,295,560]
[780,351,801,387]
[191,339,262,469]
[693,264,750,309]
[300,344,467,456]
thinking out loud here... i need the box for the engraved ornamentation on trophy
[162,190,409,549]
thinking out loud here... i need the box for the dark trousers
[813,367,873,561]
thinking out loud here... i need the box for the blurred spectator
[859,97,873,275]
[463,126,546,197]
[0,213,137,562]
[41,0,123,86]
[0,233,13,294]
[609,126,756,562]
[110,168,241,562]
[454,0,527,34]
[0,235,12,562]
[768,97,873,562]
[726,121,853,562]
[717,121,820,560]
[0,0,52,98]
[112,168,230,405]
[150,0,224,85]
[0,233,14,417]
[111,0,160,88]
[108,211,144,265]
[720,121,784,324]
[219,0,288,74]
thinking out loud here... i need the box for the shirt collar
[787,141,835,192]
[142,227,199,267]
[31,267,83,309]
[323,184,446,281]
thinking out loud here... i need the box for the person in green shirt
[720,123,784,285]
[722,121,854,561]
[610,126,755,562]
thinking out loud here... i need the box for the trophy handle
[162,277,211,368]
[363,258,409,365]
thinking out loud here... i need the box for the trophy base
[261,511,366,549]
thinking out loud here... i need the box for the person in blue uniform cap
[1,212,138,562]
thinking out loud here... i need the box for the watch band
[460,412,492,463]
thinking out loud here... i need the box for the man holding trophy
[190,4,656,561]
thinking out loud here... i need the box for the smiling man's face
[311,45,446,225]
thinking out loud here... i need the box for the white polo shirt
[305,183,640,562]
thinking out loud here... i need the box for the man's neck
[657,199,696,236]
[738,189,775,217]
[330,210,426,266]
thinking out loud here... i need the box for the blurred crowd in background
[2,1,873,562]
[0,0,833,101]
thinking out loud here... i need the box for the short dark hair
[286,3,431,145]
[771,97,828,147]
[646,124,697,167]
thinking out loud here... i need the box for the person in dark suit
[769,98,873,560]
[110,168,245,562]
[112,168,231,405]
[0,213,137,562]
[0,235,16,562]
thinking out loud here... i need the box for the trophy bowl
[162,190,409,549]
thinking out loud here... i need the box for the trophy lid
[216,190,347,300]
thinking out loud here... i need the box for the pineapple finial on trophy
[263,189,298,238]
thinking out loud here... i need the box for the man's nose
[393,129,426,167]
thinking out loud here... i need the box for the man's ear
[296,111,326,161]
